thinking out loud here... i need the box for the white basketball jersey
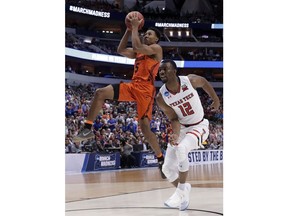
[159,76,204,125]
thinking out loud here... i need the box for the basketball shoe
[164,183,191,209]
[179,183,191,211]
[73,128,94,142]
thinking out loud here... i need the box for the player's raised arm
[188,74,220,110]
[117,29,136,59]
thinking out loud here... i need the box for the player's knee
[176,145,189,172]
[139,120,151,135]
[95,88,104,99]
[162,164,178,182]
[178,159,189,172]
[175,145,187,162]
[95,87,110,100]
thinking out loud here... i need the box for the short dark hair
[148,27,161,41]
[161,59,177,70]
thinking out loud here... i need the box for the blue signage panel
[82,152,121,172]
[132,152,158,167]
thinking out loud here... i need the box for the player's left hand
[169,133,179,146]
[210,99,220,111]
[128,12,142,29]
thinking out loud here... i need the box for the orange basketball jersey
[132,53,160,85]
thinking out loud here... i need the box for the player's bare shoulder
[187,74,203,88]
[149,43,162,61]
[187,74,198,83]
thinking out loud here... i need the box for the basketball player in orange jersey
[156,59,220,210]
[73,12,166,178]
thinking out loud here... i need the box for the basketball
[125,11,145,30]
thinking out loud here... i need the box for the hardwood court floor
[65,163,223,216]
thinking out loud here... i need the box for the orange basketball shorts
[113,81,155,120]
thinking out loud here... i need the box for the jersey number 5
[178,102,194,116]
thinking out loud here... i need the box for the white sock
[178,183,185,190]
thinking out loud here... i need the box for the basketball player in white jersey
[156,59,220,211]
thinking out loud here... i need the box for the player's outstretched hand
[210,99,220,111]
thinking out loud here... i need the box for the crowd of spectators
[66,32,120,55]
[65,83,223,158]
[163,47,223,61]
[66,32,223,61]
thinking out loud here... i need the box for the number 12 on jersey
[178,102,194,116]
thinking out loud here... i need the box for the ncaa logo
[164,91,169,97]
